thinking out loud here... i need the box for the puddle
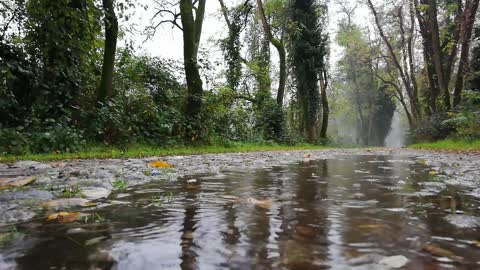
[1,155,480,269]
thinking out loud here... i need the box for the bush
[447,90,480,140]
[410,113,455,142]
[0,127,30,155]
[28,118,86,153]
[91,93,182,147]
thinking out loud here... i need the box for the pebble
[379,255,409,268]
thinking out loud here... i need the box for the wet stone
[379,255,409,268]
[15,161,52,171]
[81,187,111,200]
[0,206,35,224]
[0,189,54,201]
[445,214,480,229]
[94,170,115,180]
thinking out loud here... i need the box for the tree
[152,0,207,141]
[367,0,421,126]
[24,0,99,119]
[453,0,480,106]
[290,0,328,143]
[256,0,287,106]
[336,21,395,145]
[97,0,118,102]
[413,0,480,109]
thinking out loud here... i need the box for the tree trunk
[97,0,118,102]
[256,0,286,106]
[180,0,206,141]
[453,0,480,106]
[427,0,451,110]
[320,70,329,140]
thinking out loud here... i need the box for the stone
[66,228,88,234]
[379,255,409,269]
[151,169,162,176]
[445,214,480,229]
[125,172,148,182]
[0,208,35,224]
[0,190,54,202]
[15,161,52,171]
[94,170,115,180]
[81,187,111,200]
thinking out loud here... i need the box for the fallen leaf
[429,171,437,176]
[85,236,108,246]
[358,224,390,230]
[423,243,464,262]
[42,198,94,209]
[149,161,175,168]
[0,176,36,190]
[47,212,81,223]
[246,198,272,209]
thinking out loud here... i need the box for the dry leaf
[358,224,390,230]
[0,176,36,190]
[149,161,175,168]
[47,212,81,223]
[423,243,464,262]
[246,198,272,209]
[42,198,94,209]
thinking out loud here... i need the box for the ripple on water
[3,154,480,269]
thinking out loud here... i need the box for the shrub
[0,127,30,155]
[28,118,86,153]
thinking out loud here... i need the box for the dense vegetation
[1,0,480,156]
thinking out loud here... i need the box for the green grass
[410,139,480,151]
[0,143,331,163]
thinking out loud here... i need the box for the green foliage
[29,119,87,153]
[0,0,323,155]
[410,113,455,142]
[220,3,251,91]
[413,91,480,142]
[112,179,128,191]
[445,91,480,140]
[24,0,101,120]
[62,184,82,198]
[289,0,328,142]
[0,128,30,155]
[0,120,86,154]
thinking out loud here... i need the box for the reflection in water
[2,155,480,269]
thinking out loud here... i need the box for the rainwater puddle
[1,155,480,269]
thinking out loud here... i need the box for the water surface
[1,155,480,269]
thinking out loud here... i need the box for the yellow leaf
[429,171,437,175]
[47,212,81,223]
[149,161,175,168]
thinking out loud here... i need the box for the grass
[410,139,480,151]
[112,179,128,191]
[0,143,331,163]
